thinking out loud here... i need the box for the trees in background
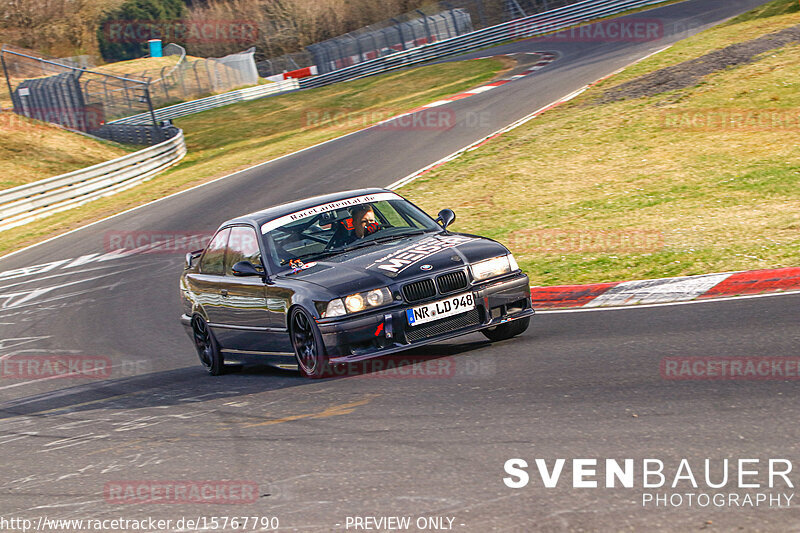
[183,0,432,60]
[97,0,186,61]
[0,0,123,57]
[0,0,468,62]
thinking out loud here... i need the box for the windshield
[261,192,441,271]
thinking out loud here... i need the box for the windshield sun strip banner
[260,192,402,234]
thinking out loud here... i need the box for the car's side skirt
[220,348,294,356]
[207,322,287,333]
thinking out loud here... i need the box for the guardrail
[299,0,671,89]
[109,0,666,123]
[0,128,186,232]
[0,0,669,232]
[111,78,300,125]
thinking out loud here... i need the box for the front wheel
[191,315,225,375]
[289,307,329,379]
[481,316,530,342]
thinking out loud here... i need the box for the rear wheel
[290,307,329,379]
[192,315,225,375]
[481,316,530,342]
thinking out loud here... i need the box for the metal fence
[256,51,312,78]
[137,45,260,108]
[300,0,672,89]
[1,44,262,142]
[0,128,186,232]
[308,9,475,74]
[91,123,180,144]
[253,0,581,77]
[0,0,672,231]
[111,78,299,125]
[2,45,159,135]
[433,0,583,30]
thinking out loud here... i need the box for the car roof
[218,188,396,229]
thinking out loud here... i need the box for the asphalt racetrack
[2,0,799,531]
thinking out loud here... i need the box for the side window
[226,226,263,275]
[373,200,405,228]
[199,228,230,275]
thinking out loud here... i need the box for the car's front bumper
[317,272,533,364]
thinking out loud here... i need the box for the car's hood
[278,232,508,294]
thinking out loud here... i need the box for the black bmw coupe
[180,188,533,378]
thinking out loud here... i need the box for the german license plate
[406,293,475,326]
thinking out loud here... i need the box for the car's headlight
[322,287,393,317]
[323,298,346,317]
[471,254,517,281]
[345,287,392,313]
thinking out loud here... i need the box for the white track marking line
[0,266,143,310]
[536,289,800,314]
[420,100,450,107]
[388,45,671,190]
[0,264,137,292]
[0,123,394,263]
[0,46,662,264]
[463,86,497,94]
[0,236,197,282]
[0,336,51,352]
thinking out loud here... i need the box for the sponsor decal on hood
[367,234,475,274]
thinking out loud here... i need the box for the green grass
[603,0,800,88]
[175,57,510,169]
[398,0,800,286]
[725,0,800,22]
[0,57,508,256]
[0,112,133,190]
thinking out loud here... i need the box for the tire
[289,307,330,379]
[481,316,530,342]
[191,315,225,375]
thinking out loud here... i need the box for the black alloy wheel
[192,315,224,375]
[290,308,329,378]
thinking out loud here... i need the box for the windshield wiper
[280,249,342,265]
[376,229,427,241]
[338,240,382,253]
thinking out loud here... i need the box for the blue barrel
[148,39,163,58]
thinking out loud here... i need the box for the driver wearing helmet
[352,204,380,238]
[329,204,381,248]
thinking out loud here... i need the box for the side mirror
[436,209,456,230]
[232,260,263,277]
[185,249,203,270]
